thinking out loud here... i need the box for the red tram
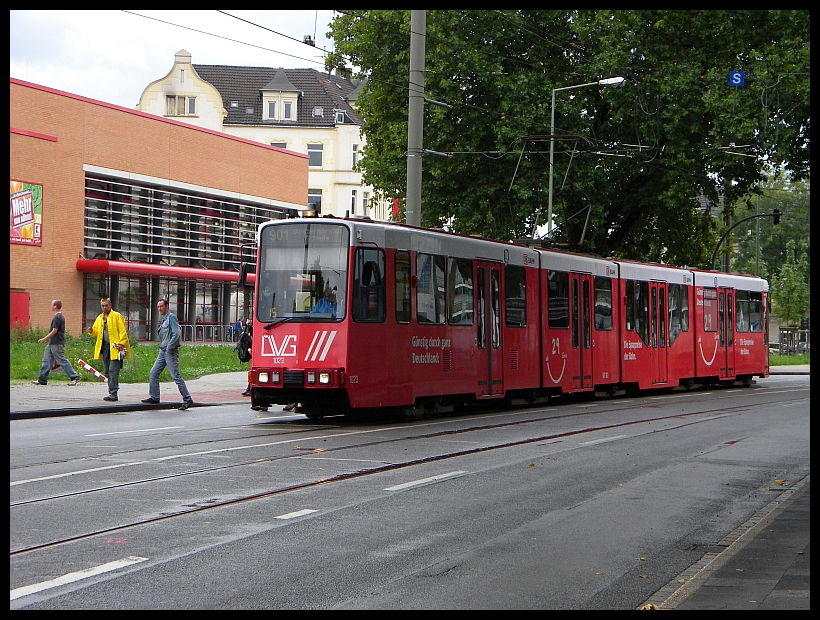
[245,218,769,418]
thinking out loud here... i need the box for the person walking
[87,297,131,401]
[33,300,81,386]
[142,299,194,410]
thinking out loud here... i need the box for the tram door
[650,283,668,384]
[569,273,593,390]
[717,288,735,379]
[476,262,503,397]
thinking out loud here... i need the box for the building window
[270,142,286,149]
[308,189,322,214]
[166,95,197,117]
[268,101,276,119]
[307,144,323,167]
[351,190,357,214]
[335,110,346,124]
[180,69,185,83]
[312,106,324,117]
[352,144,359,167]
[284,101,292,120]
[362,191,369,212]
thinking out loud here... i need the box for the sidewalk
[641,476,810,610]
[10,371,250,420]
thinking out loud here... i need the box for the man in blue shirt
[311,282,338,316]
[141,299,194,410]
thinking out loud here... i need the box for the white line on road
[275,509,318,520]
[579,434,627,446]
[384,470,467,492]
[87,427,182,436]
[10,556,148,601]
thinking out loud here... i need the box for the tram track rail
[12,387,809,558]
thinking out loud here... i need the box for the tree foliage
[770,239,810,326]
[327,10,809,267]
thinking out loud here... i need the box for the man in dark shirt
[32,300,81,385]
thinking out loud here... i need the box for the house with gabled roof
[138,50,386,220]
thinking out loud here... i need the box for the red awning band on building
[76,259,256,285]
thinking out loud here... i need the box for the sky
[10,10,339,110]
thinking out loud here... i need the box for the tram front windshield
[256,222,349,323]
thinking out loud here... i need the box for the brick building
[10,77,309,340]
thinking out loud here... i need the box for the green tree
[327,10,810,266]
[770,239,810,326]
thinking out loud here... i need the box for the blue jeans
[148,348,192,403]
[103,346,122,396]
[38,344,79,384]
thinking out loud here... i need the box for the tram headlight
[258,371,270,384]
[319,371,331,385]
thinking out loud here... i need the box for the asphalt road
[10,373,810,609]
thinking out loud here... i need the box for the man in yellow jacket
[88,297,131,402]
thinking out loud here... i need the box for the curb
[9,401,222,421]
[637,474,811,609]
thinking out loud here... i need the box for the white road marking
[10,556,147,600]
[384,470,467,492]
[87,427,182,436]
[275,509,318,520]
[578,434,627,446]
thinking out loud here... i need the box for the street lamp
[547,76,625,237]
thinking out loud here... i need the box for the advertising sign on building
[10,179,42,246]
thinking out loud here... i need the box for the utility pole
[405,10,425,228]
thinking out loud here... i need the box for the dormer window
[284,102,293,120]
[230,101,239,108]
[335,110,346,124]
[268,101,276,119]
[312,107,324,118]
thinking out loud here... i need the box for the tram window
[680,284,689,332]
[626,280,634,330]
[416,253,445,324]
[735,290,750,332]
[447,257,474,325]
[702,287,717,332]
[505,265,526,328]
[492,269,501,348]
[593,276,612,330]
[352,248,386,322]
[635,281,649,346]
[749,292,762,332]
[547,270,569,329]
[727,292,733,346]
[395,251,411,324]
[669,284,682,345]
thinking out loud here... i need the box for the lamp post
[547,77,625,237]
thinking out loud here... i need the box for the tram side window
[668,284,685,345]
[680,284,689,332]
[395,251,411,324]
[635,280,649,346]
[505,265,526,327]
[352,248,386,322]
[547,271,569,329]
[702,287,718,332]
[735,290,750,332]
[416,253,446,324]
[447,257,474,325]
[626,280,634,330]
[593,276,612,330]
[749,292,763,332]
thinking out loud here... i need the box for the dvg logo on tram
[259,331,338,362]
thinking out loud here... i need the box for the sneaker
[103,394,118,402]
[68,377,81,386]
[283,403,297,412]
[31,380,46,385]
[141,398,160,404]
[241,391,251,396]
[178,401,192,411]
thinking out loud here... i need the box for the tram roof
[692,270,769,292]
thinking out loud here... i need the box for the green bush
[11,333,246,383]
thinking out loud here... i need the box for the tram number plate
[272,357,285,364]
[348,375,359,384]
